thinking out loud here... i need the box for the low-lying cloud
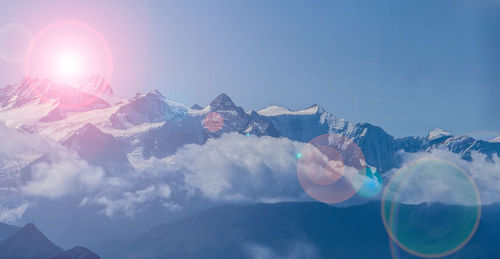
[383,150,500,205]
[244,241,318,259]
[1,119,500,221]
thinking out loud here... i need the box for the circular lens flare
[25,20,113,83]
[356,167,383,198]
[21,21,113,110]
[381,158,481,258]
[203,112,224,132]
[0,24,32,63]
[297,133,367,204]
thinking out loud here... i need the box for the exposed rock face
[61,123,131,172]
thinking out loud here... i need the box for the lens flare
[356,167,383,198]
[21,21,113,110]
[55,51,83,80]
[203,112,224,132]
[0,24,32,63]
[381,158,481,258]
[297,134,367,204]
[25,20,113,83]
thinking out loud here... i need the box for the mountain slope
[51,246,100,259]
[0,223,63,259]
[0,223,20,242]
[94,202,500,259]
[0,223,101,259]
[61,123,131,172]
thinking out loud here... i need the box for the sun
[25,21,113,85]
[55,51,82,81]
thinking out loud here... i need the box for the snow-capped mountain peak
[257,104,324,116]
[427,128,452,140]
[75,75,115,102]
[0,76,498,176]
[209,93,236,111]
[191,104,204,110]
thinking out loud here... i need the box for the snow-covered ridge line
[257,104,324,116]
[427,128,452,141]
[0,76,498,174]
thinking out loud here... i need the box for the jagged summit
[148,89,166,99]
[75,75,115,103]
[0,76,112,114]
[427,128,452,140]
[191,104,203,110]
[209,93,236,110]
[0,77,498,175]
[110,89,187,128]
[67,123,104,138]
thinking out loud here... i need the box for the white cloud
[86,133,310,217]
[2,118,500,220]
[92,184,174,217]
[0,203,28,224]
[383,150,500,205]
[244,241,318,259]
[0,121,109,199]
[166,133,307,202]
[22,152,106,198]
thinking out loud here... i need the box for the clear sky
[0,0,498,137]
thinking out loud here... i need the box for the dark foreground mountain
[51,246,100,259]
[93,202,500,259]
[0,223,100,259]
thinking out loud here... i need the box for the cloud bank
[1,119,500,221]
[383,150,500,205]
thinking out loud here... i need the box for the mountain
[190,104,203,110]
[93,202,500,259]
[109,90,187,129]
[0,223,63,259]
[0,77,499,254]
[0,223,101,259]
[0,223,20,242]
[0,77,110,122]
[75,75,115,103]
[51,246,100,259]
[442,135,500,161]
[61,123,131,172]
[1,77,497,174]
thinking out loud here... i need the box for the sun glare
[25,21,113,85]
[56,51,81,80]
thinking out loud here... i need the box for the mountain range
[0,76,498,173]
[0,76,499,258]
[94,201,500,259]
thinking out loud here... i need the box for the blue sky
[0,0,498,137]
